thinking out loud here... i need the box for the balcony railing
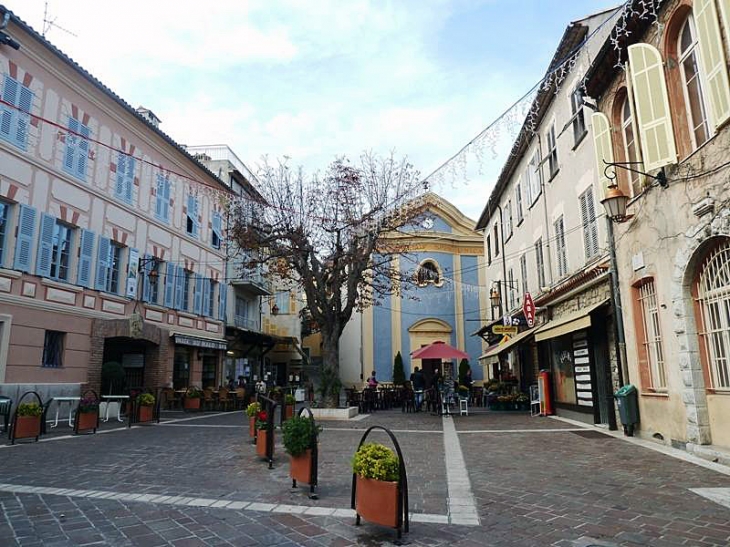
[234,315,260,332]
[231,265,272,295]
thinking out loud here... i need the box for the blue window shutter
[125,157,134,203]
[76,124,90,180]
[77,229,95,287]
[95,237,110,291]
[0,75,18,141]
[142,254,152,302]
[187,194,195,235]
[13,204,36,272]
[115,153,126,198]
[155,175,164,218]
[218,283,227,321]
[35,213,55,278]
[174,265,184,310]
[202,278,212,316]
[164,262,175,308]
[16,85,32,149]
[163,179,170,221]
[194,274,203,315]
[63,117,78,172]
[212,212,222,249]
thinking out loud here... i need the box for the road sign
[492,325,518,336]
[523,292,536,328]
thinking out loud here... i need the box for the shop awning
[171,333,228,350]
[481,329,535,358]
[534,299,609,342]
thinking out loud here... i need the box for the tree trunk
[320,328,341,408]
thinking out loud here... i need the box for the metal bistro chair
[218,387,233,411]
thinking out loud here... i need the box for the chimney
[136,106,161,128]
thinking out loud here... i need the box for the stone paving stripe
[410,514,449,524]
[442,415,480,526]
[550,415,730,477]
[158,424,241,428]
[322,428,443,433]
[303,507,335,516]
[272,505,307,514]
[690,487,730,510]
[226,501,249,510]
[248,502,277,511]
[457,428,587,433]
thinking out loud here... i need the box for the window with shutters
[486,234,492,265]
[678,13,711,149]
[182,270,192,311]
[546,124,559,179]
[186,194,199,238]
[42,330,65,368]
[504,200,513,240]
[634,279,666,390]
[0,200,9,267]
[211,211,222,249]
[570,86,587,146]
[554,216,568,278]
[148,260,161,304]
[535,238,546,289]
[209,280,217,317]
[47,220,73,282]
[0,74,33,150]
[618,94,643,197]
[579,188,599,261]
[526,151,542,205]
[520,254,528,295]
[106,243,124,294]
[696,240,730,390]
[155,174,171,222]
[515,182,523,224]
[493,224,499,256]
[115,152,135,204]
[275,290,290,314]
[63,116,90,182]
[507,268,516,311]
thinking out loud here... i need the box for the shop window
[696,240,730,390]
[633,278,667,391]
[42,330,64,368]
[550,336,577,405]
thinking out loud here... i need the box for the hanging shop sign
[492,325,518,336]
[523,292,535,328]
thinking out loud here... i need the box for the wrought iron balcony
[231,266,272,295]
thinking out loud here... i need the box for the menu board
[573,333,593,407]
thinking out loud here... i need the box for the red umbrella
[410,341,469,360]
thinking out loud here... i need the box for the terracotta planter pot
[77,411,98,431]
[289,449,312,484]
[138,405,154,423]
[355,476,399,528]
[184,397,201,411]
[249,416,256,438]
[256,429,272,458]
[285,404,294,420]
[14,415,41,439]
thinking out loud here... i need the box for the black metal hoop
[291,406,319,499]
[74,389,100,435]
[350,425,409,538]
[9,390,44,445]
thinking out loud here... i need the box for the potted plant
[14,402,42,440]
[76,395,99,432]
[284,394,296,420]
[282,415,319,484]
[255,410,272,458]
[137,393,155,422]
[352,442,400,528]
[516,393,529,411]
[184,386,202,411]
[246,401,261,438]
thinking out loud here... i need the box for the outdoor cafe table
[101,395,130,422]
[51,396,80,428]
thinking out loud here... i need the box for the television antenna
[42,1,77,39]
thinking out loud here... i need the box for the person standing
[367,371,378,388]
[410,367,425,411]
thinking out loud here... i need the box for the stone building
[585,0,730,455]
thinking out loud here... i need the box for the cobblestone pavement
[0,408,729,546]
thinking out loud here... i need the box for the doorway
[201,353,217,389]
[173,347,191,389]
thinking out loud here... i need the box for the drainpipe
[607,219,628,387]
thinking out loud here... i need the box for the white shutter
[695,0,730,127]
[591,112,615,196]
[628,43,677,171]
[720,1,730,56]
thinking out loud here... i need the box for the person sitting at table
[367,371,378,389]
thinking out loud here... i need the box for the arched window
[677,13,711,149]
[620,96,643,197]
[416,260,441,286]
[696,240,730,390]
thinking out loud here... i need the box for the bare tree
[230,153,425,407]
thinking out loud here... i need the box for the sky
[6,0,618,220]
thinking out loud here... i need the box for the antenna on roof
[42,1,77,39]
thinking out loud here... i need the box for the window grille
[638,280,666,389]
[697,241,730,389]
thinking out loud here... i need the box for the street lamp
[601,184,630,222]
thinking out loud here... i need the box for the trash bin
[614,384,639,436]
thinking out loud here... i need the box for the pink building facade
[0,8,232,399]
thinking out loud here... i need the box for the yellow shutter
[591,112,615,196]
[625,67,645,196]
[719,1,730,55]
[696,0,730,127]
[628,43,677,171]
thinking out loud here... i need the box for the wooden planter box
[256,429,272,458]
[355,476,399,528]
[289,449,312,484]
[138,405,154,423]
[284,404,294,420]
[249,416,256,438]
[77,411,98,432]
[14,415,41,440]
[184,397,201,411]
